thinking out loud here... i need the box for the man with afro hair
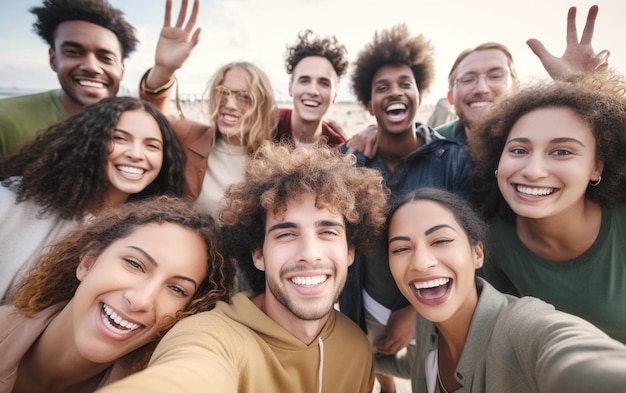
[339,23,472,393]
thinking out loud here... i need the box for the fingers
[580,5,599,46]
[164,0,172,27]
[176,0,189,28]
[191,27,202,48]
[526,38,550,61]
[565,6,578,47]
[185,0,200,33]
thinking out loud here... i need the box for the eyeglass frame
[214,85,253,105]
[454,68,511,89]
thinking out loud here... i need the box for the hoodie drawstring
[317,336,324,393]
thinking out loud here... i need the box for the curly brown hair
[220,142,389,293]
[351,23,436,108]
[30,0,138,59]
[284,29,349,80]
[471,71,626,222]
[0,96,185,220]
[10,195,235,369]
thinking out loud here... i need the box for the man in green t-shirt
[0,0,138,156]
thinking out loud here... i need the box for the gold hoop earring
[590,176,602,187]
[494,169,498,178]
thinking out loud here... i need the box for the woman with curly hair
[0,96,185,299]
[0,195,235,392]
[471,71,626,344]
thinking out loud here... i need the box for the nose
[410,246,438,273]
[125,142,145,161]
[80,52,103,74]
[473,75,490,92]
[306,82,320,96]
[124,282,158,312]
[297,233,323,263]
[520,152,548,180]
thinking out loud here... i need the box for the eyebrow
[506,136,585,147]
[114,128,163,145]
[267,219,345,233]
[388,224,456,244]
[60,41,118,56]
[127,246,198,289]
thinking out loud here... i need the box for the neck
[291,114,322,144]
[252,292,328,345]
[515,199,602,262]
[377,126,422,169]
[57,90,85,115]
[17,305,111,393]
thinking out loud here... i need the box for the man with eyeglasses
[438,5,609,146]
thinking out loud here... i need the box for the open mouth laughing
[101,303,142,335]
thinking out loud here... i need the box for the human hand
[526,5,609,80]
[373,306,416,355]
[345,124,378,159]
[149,0,201,86]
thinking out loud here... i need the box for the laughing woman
[470,72,626,344]
[0,96,185,300]
[0,196,235,393]
[385,188,626,393]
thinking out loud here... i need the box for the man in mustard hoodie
[99,142,389,393]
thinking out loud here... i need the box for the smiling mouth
[412,278,450,299]
[515,185,557,196]
[101,303,141,335]
[291,275,328,287]
[302,100,320,107]
[77,80,105,89]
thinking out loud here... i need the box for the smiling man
[0,0,138,156]
[274,29,349,147]
[339,23,472,393]
[98,142,389,393]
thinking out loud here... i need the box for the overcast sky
[1,0,624,104]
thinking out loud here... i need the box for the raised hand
[148,0,201,88]
[526,5,609,80]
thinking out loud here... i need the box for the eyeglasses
[455,69,510,89]
[215,85,252,105]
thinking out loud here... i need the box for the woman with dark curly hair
[471,71,626,344]
[0,195,235,392]
[0,96,185,299]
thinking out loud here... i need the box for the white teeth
[516,185,555,196]
[413,278,450,290]
[79,80,104,88]
[223,114,238,122]
[291,275,327,286]
[469,101,490,108]
[102,304,140,335]
[302,100,320,107]
[386,103,406,112]
[117,165,144,175]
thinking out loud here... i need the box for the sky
[1,0,625,105]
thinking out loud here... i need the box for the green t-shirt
[0,90,68,156]
[483,205,626,344]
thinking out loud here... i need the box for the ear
[447,90,454,105]
[347,245,356,267]
[367,101,374,116]
[511,77,521,94]
[332,88,338,104]
[593,160,604,180]
[120,60,126,79]
[49,48,57,72]
[251,249,265,271]
[288,80,294,98]
[76,255,96,281]
[472,242,485,270]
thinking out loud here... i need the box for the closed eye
[168,285,189,297]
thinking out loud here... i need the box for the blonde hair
[204,62,279,154]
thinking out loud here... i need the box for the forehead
[373,64,415,84]
[391,200,456,231]
[265,194,343,227]
[455,49,510,76]
[115,109,162,140]
[508,107,594,142]
[220,67,252,91]
[54,20,122,55]
[292,56,337,80]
